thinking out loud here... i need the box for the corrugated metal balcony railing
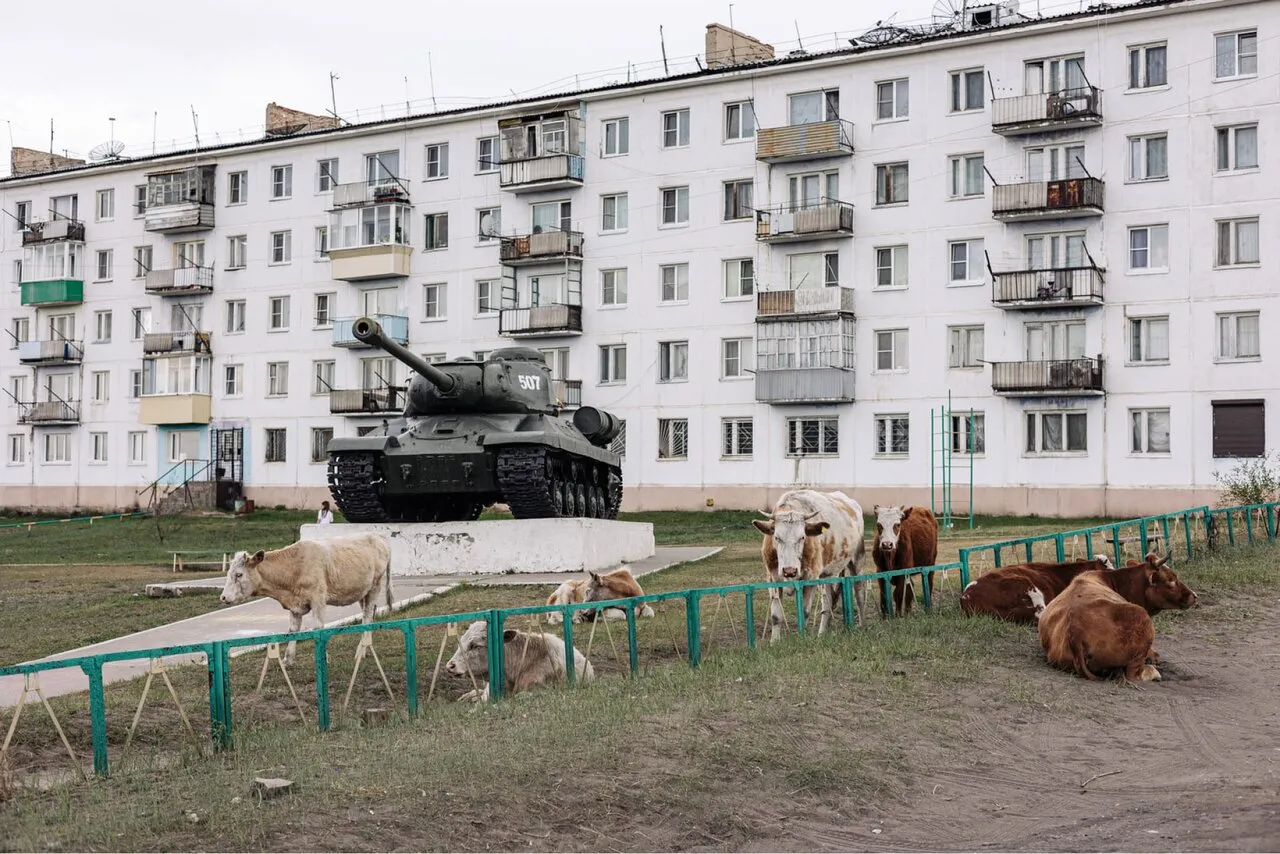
[499,229,584,264]
[329,387,406,415]
[755,368,856,404]
[755,119,855,162]
[552,379,582,408]
[331,181,411,207]
[991,87,1103,134]
[22,219,86,245]
[142,331,212,355]
[18,401,80,424]
[991,357,1104,395]
[992,266,1105,308]
[756,201,854,242]
[992,177,1104,221]
[145,266,214,295]
[755,286,856,318]
[499,154,585,191]
[332,314,409,348]
[18,339,83,364]
[499,304,583,337]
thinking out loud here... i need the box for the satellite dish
[932,0,968,28]
[88,140,127,162]
[479,212,498,237]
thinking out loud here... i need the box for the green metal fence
[2,500,1277,781]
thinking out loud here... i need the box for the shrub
[1213,451,1280,507]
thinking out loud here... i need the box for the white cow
[444,620,595,701]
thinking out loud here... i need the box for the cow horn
[758,508,774,518]
[804,510,822,521]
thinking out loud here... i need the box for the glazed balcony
[755,201,854,243]
[754,314,857,404]
[498,304,583,338]
[992,177,1104,222]
[142,331,212,356]
[329,386,405,415]
[18,339,83,366]
[499,230,584,266]
[991,87,1103,136]
[552,379,582,409]
[755,119,854,163]
[991,357,1104,396]
[332,314,408,348]
[755,286,856,319]
[145,266,214,296]
[327,201,414,281]
[22,219,85,245]
[17,401,80,425]
[992,265,1105,310]
[755,368,856,404]
[143,165,216,233]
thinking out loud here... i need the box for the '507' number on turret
[517,375,542,391]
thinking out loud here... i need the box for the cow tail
[1067,625,1098,681]
[384,550,394,612]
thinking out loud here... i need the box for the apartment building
[0,0,1273,517]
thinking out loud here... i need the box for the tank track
[496,445,621,520]
[327,451,391,523]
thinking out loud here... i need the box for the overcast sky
[1,0,1089,175]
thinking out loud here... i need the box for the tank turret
[351,316,457,393]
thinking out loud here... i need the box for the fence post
[1184,512,1194,559]
[82,660,109,776]
[744,588,756,650]
[625,608,639,675]
[314,636,331,731]
[841,577,855,627]
[1245,507,1255,545]
[207,642,233,750]
[793,582,806,634]
[402,626,419,718]
[1140,521,1150,555]
[1160,516,1171,558]
[685,592,702,669]
[1054,534,1065,562]
[1110,525,1122,567]
[485,610,506,701]
[562,617,576,685]
[959,548,971,588]
[920,570,933,611]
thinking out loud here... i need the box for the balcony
[17,401,80,425]
[756,286,856,319]
[145,266,214,296]
[143,331,212,356]
[992,177,1104,222]
[755,202,854,243]
[991,357,1104,397]
[331,181,411,208]
[139,394,212,425]
[755,313,857,404]
[755,368,856,404]
[552,379,582,409]
[20,278,83,307]
[329,243,413,281]
[499,230,584,266]
[992,87,1103,136]
[992,265,1105,310]
[498,112,585,193]
[22,219,85,245]
[499,304,583,338]
[144,165,216,233]
[332,314,409,348]
[499,154,584,193]
[329,386,405,415]
[756,119,854,163]
[18,339,83,366]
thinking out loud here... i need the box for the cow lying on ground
[444,620,595,701]
[544,568,655,624]
[1034,552,1197,682]
[960,555,1116,624]
[219,532,393,666]
[752,489,868,643]
[872,505,939,616]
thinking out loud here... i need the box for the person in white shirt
[317,500,334,525]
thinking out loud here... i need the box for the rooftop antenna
[6,120,13,150]
[49,118,54,156]
[660,25,669,75]
[152,111,158,155]
[729,5,736,63]
[109,117,115,149]
[329,72,341,124]
[427,53,438,111]
[795,20,805,50]
[404,75,410,115]
[190,106,199,147]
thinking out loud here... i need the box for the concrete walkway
[0,546,720,708]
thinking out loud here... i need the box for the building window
[94,311,112,343]
[1026,411,1087,454]
[724,101,755,140]
[1128,225,1169,271]
[313,226,329,260]
[876,78,909,120]
[133,185,147,216]
[9,434,26,464]
[661,109,690,148]
[165,430,198,464]
[875,162,909,205]
[12,260,22,285]
[723,180,753,221]
[317,158,338,191]
[96,189,114,221]
[658,418,689,459]
[601,269,627,306]
[125,431,145,464]
[1217,311,1260,361]
[264,428,287,463]
[424,142,449,179]
[424,213,449,250]
[724,258,754,299]
[658,341,689,383]
[270,165,293,199]
[784,251,839,289]
[1212,399,1264,457]
[89,432,108,462]
[226,300,246,334]
[875,245,908,288]
[949,154,984,197]
[720,417,754,458]
[660,187,689,226]
[475,207,501,242]
[602,118,629,156]
[44,433,71,464]
[129,370,142,399]
[601,194,628,232]
[311,428,334,463]
[267,362,289,397]
[269,296,290,330]
[14,201,30,229]
[875,329,909,371]
[1129,316,1170,363]
[660,263,689,302]
[95,249,113,281]
[1130,408,1171,455]
[1216,218,1260,266]
[948,325,984,368]
[477,136,498,172]
[423,283,447,319]
[949,412,985,455]
[131,307,151,340]
[874,414,909,456]
[224,364,242,397]
[92,371,110,403]
[476,280,498,315]
[312,360,334,395]
[1215,30,1257,79]
[950,69,984,111]
[600,344,627,383]
[949,239,983,283]
[133,246,152,279]
[269,231,292,264]
[722,338,752,379]
[1129,43,1168,88]
[1128,134,1168,181]
[228,171,247,204]
[780,417,834,457]
[228,235,246,269]
[1216,124,1259,172]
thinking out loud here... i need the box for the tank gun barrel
[351,316,457,393]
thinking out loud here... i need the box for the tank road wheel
[573,481,588,517]
[327,451,391,522]
[604,467,623,520]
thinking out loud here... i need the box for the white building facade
[0,0,1274,517]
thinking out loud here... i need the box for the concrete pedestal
[298,518,656,576]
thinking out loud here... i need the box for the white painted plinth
[298,518,655,576]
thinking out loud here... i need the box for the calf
[872,505,939,616]
[960,555,1116,624]
[444,620,595,702]
[544,578,589,625]
[752,489,869,642]
[580,567,656,623]
[219,532,393,666]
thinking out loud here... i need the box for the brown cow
[872,505,938,616]
[960,554,1116,624]
[1035,552,1197,682]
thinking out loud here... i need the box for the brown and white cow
[960,554,1116,624]
[444,620,595,702]
[1034,552,1197,682]
[752,489,868,643]
[580,567,656,623]
[871,505,939,617]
